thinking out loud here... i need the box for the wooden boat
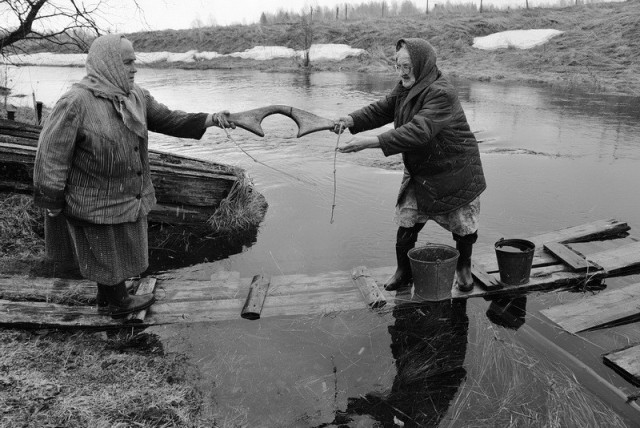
[0,118,244,226]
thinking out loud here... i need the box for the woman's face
[120,38,137,88]
[396,48,415,89]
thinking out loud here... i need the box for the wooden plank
[543,242,596,271]
[603,344,640,386]
[541,282,640,333]
[127,277,157,323]
[351,266,386,309]
[367,262,607,301]
[471,262,502,291]
[0,299,133,328]
[241,275,271,320]
[473,219,629,273]
[587,241,640,275]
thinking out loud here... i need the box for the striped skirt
[66,216,149,285]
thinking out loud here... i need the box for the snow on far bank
[5,44,365,66]
[473,29,564,50]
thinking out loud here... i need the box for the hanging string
[219,122,312,185]
[330,122,344,224]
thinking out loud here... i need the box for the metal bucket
[408,244,459,301]
[494,238,535,285]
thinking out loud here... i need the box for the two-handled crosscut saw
[226,105,336,138]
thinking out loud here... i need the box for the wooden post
[351,266,386,309]
[310,6,313,21]
[127,277,157,323]
[480,0,484,13]
[36,101,43,125]
[344,4,348,20]
[336,6,339,20]
[241,275,271,320]
[426,0,429,15]
[382,1,385,17]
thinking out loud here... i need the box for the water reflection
[485,296,527,330]
[327,301,469,427]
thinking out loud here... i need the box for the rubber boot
[105,281,155,319]
[454,232,477,293]
[384,223,426,292]
[96,283,109,313]
[384,245,414,291]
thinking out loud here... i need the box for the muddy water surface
[8,66,640,426]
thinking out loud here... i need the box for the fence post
[345,4,348,20]
[426,0,429,15]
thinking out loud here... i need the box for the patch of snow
[4,43,366,66]
[473,29,564,50]
[306,44,365,61]
[229,46,297,60]
[194,51,223,60]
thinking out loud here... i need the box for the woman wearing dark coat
[34,34,234,318]
[334,38,486,293]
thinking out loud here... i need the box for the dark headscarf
[394,38,440,117]
[75,34,146,138]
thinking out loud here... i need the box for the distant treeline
[257,0,620,24]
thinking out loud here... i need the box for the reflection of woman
[33,34,233,319]
[333,38,485,293]
[333,301,469,426]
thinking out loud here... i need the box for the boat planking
[0,118,243,226]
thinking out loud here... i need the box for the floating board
[541,282,640,333]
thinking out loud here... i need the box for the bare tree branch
[0,0,132,55]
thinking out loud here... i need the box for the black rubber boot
[105,281,155,319]
[384,245,414,291]
[96,283,109,313]
[454,232,478,293]
[384,223,426,292]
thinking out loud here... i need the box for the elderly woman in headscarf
[333,38,486,293]
[33,34,234,319]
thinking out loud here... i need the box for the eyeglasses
[394,63,412,74]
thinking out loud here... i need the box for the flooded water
[7,65,640,426]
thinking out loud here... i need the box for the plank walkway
[0,218,636,331]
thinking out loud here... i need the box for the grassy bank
[119,0,640,96]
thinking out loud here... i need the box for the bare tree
[0,0,136,55]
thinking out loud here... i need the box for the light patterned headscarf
[75,34,146,137]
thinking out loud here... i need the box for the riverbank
[130,0,640,96]
[5,1,639,97]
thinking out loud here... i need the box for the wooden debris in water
[351,266,386,309]
[604,344,640,386]
[543,241,600,272]
[241,274,271,320]
[541,282,640,333]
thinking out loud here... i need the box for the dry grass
[207,175,268,235]
[0,329,216,427]
[443,318,628,428]
[0,193,45,259]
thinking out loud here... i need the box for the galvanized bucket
[408,244,459,301]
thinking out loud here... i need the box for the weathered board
[603,344,640,386]
[127,277,157,323]
[0,219,638,329]
[543,242,597,272]
[587,241,640,275]
[241,275,271,320]
[540,282,640,333]
[351,266,387,309]
[473,219,630,273]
